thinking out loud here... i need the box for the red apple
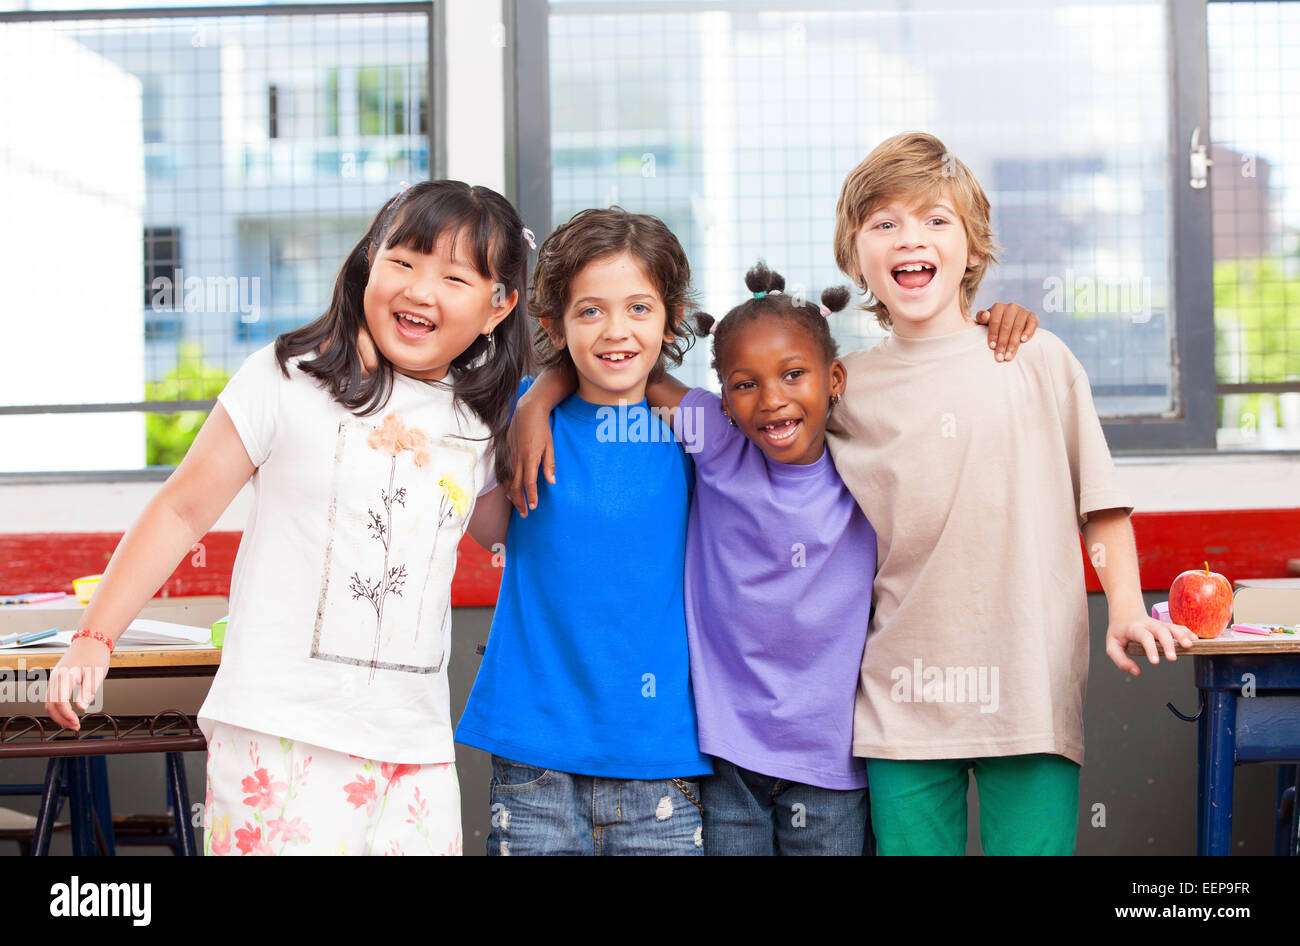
[1169,562,1233,639]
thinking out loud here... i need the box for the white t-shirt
[199,344,495,763]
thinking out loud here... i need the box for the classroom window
[544,1,1176,421]
[522,0,1299,449]
[1209,0,1300,450]
[0,3,439,475]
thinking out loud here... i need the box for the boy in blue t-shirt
[455,208,711,855]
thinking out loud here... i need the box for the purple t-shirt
[674,388,876,789]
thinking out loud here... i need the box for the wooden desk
[0,646,221,677]
[0,595,225,855]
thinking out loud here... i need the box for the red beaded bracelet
[71,629,114,655]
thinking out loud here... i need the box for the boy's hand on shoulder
[1104,615,1199,677]
[975,303,1038,362]
[507,398,556,517]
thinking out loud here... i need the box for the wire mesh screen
[1209,0,1300,449]
[548,0,1174,415]
[0,5,432,472]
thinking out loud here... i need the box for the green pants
[865,754,1080,855]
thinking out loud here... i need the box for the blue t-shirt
[455,381,711,779]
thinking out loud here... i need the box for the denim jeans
[486,756,704,856]
[701,757,873,856]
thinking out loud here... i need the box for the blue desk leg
[65,757,98,856]
[32,758,65,856]
[1277,765,1299,857]
[165,752,197,856]
[1197,688,1237,856]
[90,756,116,856]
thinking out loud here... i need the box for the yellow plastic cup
[73,574,103,605]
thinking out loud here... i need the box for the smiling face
[855,194,979,338]
[545,251,674,406]
[719,314,846,466]
[362,230,516,381]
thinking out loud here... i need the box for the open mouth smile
[891,261,936,292]
[596,351,638,369]
[394,310,437,339]
[757,417,802,445]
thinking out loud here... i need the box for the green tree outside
[146,343,231,466]
[1214,257,1300,427]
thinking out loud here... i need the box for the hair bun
[743,260,785,295]
[820,285,851,314]
[693,312,717,337]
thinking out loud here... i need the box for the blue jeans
[486,756,704,855]
[701,757,873,856]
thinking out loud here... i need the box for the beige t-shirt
[826,323,1131,765]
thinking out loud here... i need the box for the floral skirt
[202,721,461,856]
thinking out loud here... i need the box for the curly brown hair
[530,207,696,382]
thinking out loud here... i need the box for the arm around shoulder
[645,372,691,427]
[508,364,577,516]
[467,485,510,552]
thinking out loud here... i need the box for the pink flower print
[235,822,273,856]
[367,412,431,469]
[210,814,232,857]
[406,786,430,825]
[380,762,421,789]
[241,768,288,811]
[345,774,379,815]
[385,840,406,856]
[267,816,311,845]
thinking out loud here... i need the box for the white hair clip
[709,321,719,336]
[522,227,537,250]
[819,303,831,317]
[397,180,410,194]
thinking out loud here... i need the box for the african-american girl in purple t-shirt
[661,262,875,854]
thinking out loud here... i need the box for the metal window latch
[1190,127,1213,189]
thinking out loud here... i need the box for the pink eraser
[1151,601,1171,622]
[1230,623,1272,636]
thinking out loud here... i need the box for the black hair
[274,180,531,484]
[694,261,850,377]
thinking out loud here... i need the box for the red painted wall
[2,508,1297,599]
[0,533,502,604]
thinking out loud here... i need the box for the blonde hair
[833,132,1000,329]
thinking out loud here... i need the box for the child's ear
[967,251,981,272]
[662,305,684,344]
[542,316,567,351]
[829,359,847,399]
[482,287,519,336]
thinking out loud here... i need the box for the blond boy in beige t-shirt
[825,132,1196,855]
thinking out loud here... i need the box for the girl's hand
[45,638,113,731]
[508,399,556,517]
[975,303,1039,362]
[1104,615,1198,677]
